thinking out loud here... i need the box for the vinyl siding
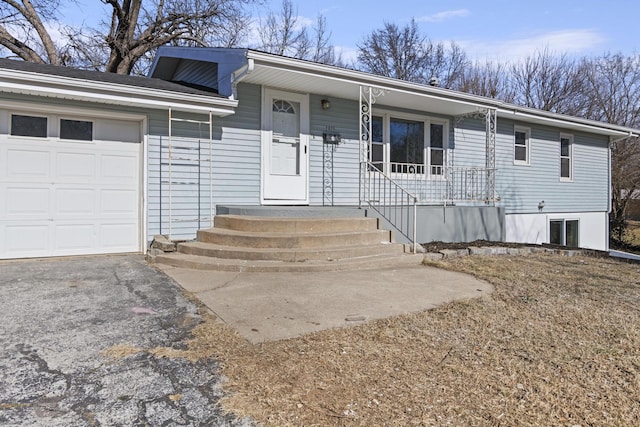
[494,119,609,214]
[309,95,360,205]
[146,83,261,241]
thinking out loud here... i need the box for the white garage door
[0,112,141,259]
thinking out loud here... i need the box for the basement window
[549,219,579,247]
[10,114,48,138]
[60,119,93,141]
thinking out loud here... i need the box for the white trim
[559,132,573,182]
[372,108,449,178]
[513,125,531,166]
[244,50,640,138]
[260,87,310,204]
[142,116,149,255]
[2,99,147,121]
[0,70,237,116]
[548,216,580,247]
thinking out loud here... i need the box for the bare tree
[510,48,587,115]
[455,60,515,101]
[580,53,640,242]
[0,0,62,64]
[357,19,468,87]
[255,0,337,65]
[0,0,257,74]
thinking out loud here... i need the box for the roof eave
[245,50,640,138]
[0,69,237,116]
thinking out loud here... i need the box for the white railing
[361,162,497,253]
[362,162,418,253]
[376,163,496,204]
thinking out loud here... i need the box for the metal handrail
[362,161,418,253]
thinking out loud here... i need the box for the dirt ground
[139,253,640,426]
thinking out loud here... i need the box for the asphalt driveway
[0,255,254,427]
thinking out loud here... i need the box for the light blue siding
[309,95,360,205]
[146,83,261,242]
[494,119,609,214]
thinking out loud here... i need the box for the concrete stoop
[151,214,422,272]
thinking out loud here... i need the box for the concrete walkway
[158,264,493,343]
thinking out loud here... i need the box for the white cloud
[417,9,470,23]
[459,29,607,63]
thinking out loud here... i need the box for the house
[1,48,638,260]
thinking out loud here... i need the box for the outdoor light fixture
[321,98,331,110]
[323,132,341,144]
[538,200,545,211]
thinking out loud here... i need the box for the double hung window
[514,126,530,165]
[560,134,573,180]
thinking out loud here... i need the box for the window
[560,134,573,180]
[369,112,447,176]
[514,126,530,164]
[550,219,579,247]
[390,117,424,173]
[368,116,385,171]
[60,119,93,141]
[11,114,47,137]
[430,123,444,175]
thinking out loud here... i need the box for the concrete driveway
[0,255,253,427]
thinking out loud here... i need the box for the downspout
[230,58,254,100]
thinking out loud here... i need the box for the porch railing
[361,162,498,253]
[374,163,496,204]
[362,161,418,253]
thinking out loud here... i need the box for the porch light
[321,98,331,110]
[323,132,341,144]
[538,200,545,211]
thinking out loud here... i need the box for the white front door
[262,88,309,203]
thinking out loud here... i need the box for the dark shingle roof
[0,58,222,98]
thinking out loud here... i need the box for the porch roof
[238,50,640,139]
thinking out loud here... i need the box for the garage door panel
[5,224,50,254]
[7,149,50,178]
[56,152,97,181]
[6,187,49,217]
[54,224,96,251]
[100,154,139,182]
[99,189,137,216]
[100,223,138,249]
[54,188,95,216]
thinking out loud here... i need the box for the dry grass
[626,220,640,247]
[146,254,640,426]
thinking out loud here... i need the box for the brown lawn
[149,254,640,426]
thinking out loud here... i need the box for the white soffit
[242,58,640,138]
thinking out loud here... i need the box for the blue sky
[62,0,639,63]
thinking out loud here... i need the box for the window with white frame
[60,119,93,141]
[10,114,48,138]
[549,219,579,247]
[560,133,573,180]
[369,111,447,176]
[514,126,530,164]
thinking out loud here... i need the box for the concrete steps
[155,251,424,272]
[153,214,420,272]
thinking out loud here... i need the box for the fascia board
[0,69,237,115]
[246,50,640,137]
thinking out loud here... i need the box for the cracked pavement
[0,255,255,427]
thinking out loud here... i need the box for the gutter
[0,69,238,116]
[230,56,254,100]
[245,49,640,138]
